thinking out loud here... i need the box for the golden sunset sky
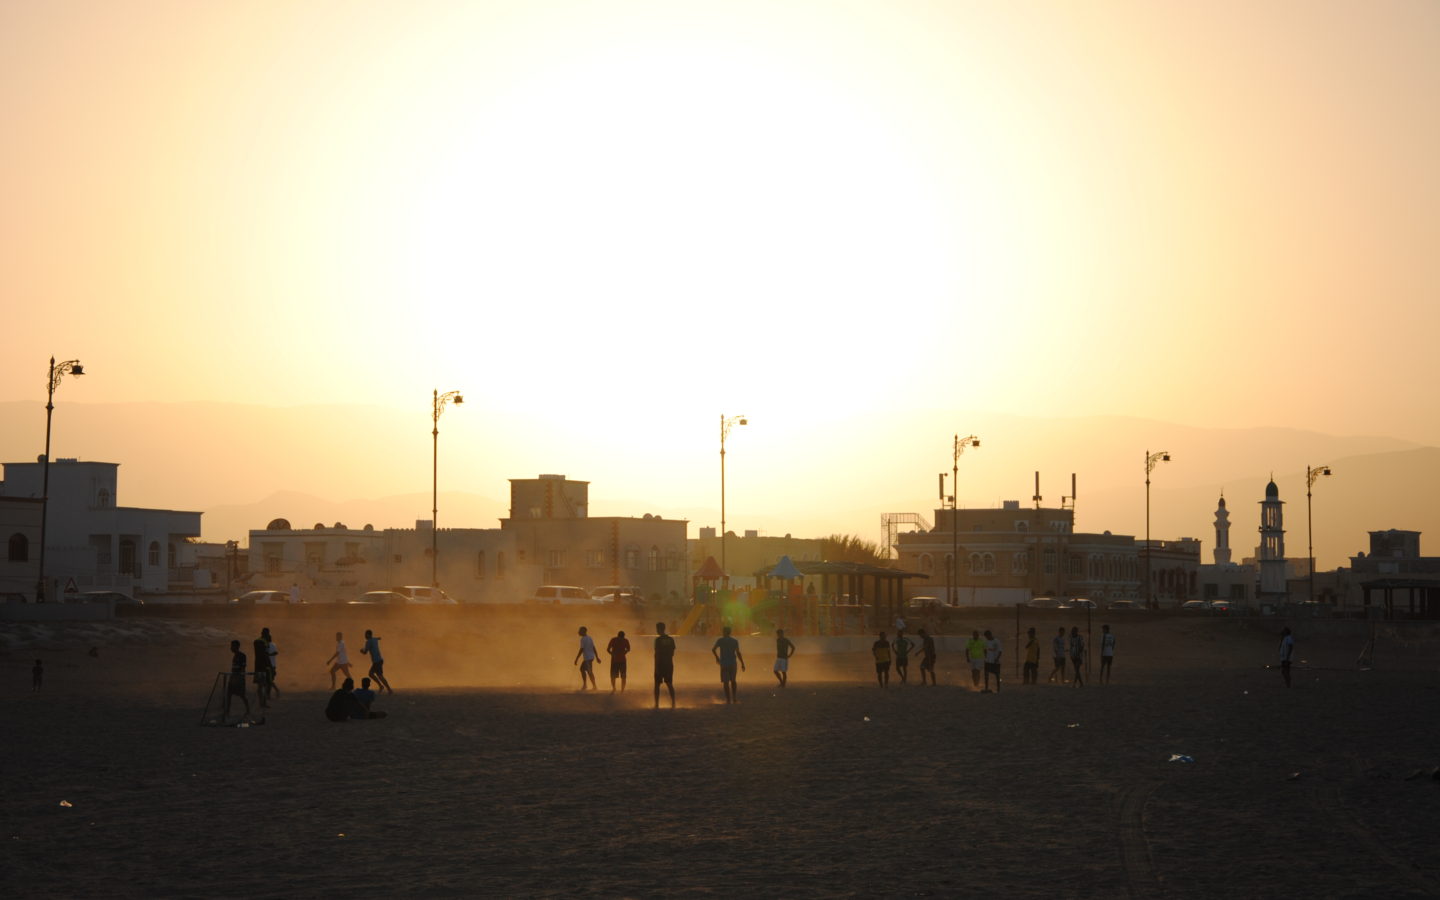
[2,2,1437,559]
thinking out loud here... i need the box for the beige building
[689,527,825,587]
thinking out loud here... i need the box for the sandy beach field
[4,610,1439,899]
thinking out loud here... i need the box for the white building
[1,496,43,599]
[1257,478,1288,603]
[0,459,202,598]
[1198,495,1258,604]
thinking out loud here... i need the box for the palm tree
[821,534,889,566]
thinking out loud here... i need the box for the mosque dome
[1265,480,1279,499]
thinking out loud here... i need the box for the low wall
[1,601,114,622]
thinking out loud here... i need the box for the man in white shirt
[1099,624,1116,684]
[573,626,602,691]
[982,629,1003,693]
[325,631,352,689]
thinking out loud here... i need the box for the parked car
[1107,599,1139,610]
[1180,600,1213,612]
[391,586,459,605]
[906,595,943,610]
[1210,600,1232,614]
[530,585,599,605]
[79,590,142,606]
[590,585,643,602]
[1026,596,1063,609]
[1071,598,1098,609]
[348,591,408,606]
[231,590,290,605]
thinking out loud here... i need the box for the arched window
[968,553,981,573]
[477,550,486,578]
[982,553,995,574]
[119,540,137,575]
[167,543,176,569]
[7,532,28,562]
[148,541,161,567]
[96,488,111,508]
[919,553,933,574]
[648,546,660,572]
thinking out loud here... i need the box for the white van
[530,585,600,605]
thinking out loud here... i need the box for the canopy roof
[694,555,725,580]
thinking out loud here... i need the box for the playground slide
[675,603,707,636]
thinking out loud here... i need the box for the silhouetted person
[1048,627,1067,684]
[653,621,676,709]
[607,630,631,692]
[362,628,392,694]
[872,632,891,688]
[353,676,377,711]
[326,632,352,689]
[966,630,986,689]
[982,629,1002,693]
[32,659,43,692]
[892,630,914,685]
[1023,627,1040,684]
[916,628,937,685]
[712,625,745,703]
[574,626,601,690]
[261,627,280,699]
[1279,627,1295,688]
[773,629,796,687]
[224,639,251,722]
[1069,627,1085,688]
[1099,624,1116,684]
[253,631,273,708]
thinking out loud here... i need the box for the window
[7,533,27,562]
[1068,555,1081,577]
[982,553,996,574]
[119,540,137,576]
[1043,549,1056,574]
[167,542,176,568]
[919,553,933,575]
[1016,521,1028,532]
[624,548,640,569]
[1203,582,1218,599]
[1230,583,1246,600]
[96,488,111,508]
[305,542,324,568]
[968,553,981,574]
[148,541,161,567]
[585,550,605,569]
[647,547,659,572]
[476,551,486,578]
[546,550,566,569]
[1011,551,1029,575]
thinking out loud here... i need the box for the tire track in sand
[1118,781,1161,900]
[1306,784,1439,896]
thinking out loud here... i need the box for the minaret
[1213,495,1232,565]
[1258,478,1287,601]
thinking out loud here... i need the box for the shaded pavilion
[1360,579,1440,620]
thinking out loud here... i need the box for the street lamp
[1306,464,1332,604]
[432,389,463,588]
[1144,449,1170,609]
[719,414,747,581]
[943,434,980,605]
[37,357,84,603]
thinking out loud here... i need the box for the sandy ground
[4,612,1440,899]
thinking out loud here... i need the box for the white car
[231,590,292,605]
[391,586,459,605]
[530,585,601,605]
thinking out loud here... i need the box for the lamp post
[432,389,463,588]
[1306,464,1332,604]
[945,434,980,605]
[37,357,84,603]
[1144,449,1170,609]
[719,414,747,581]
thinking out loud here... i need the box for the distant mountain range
[0,401,1433,570]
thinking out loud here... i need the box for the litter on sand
[1168,754,1196,763]
[1066,723,1081,728]
[58,801,73,808]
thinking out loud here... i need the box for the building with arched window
[0,459,201,598]
[0,496,43,600]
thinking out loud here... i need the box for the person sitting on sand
[607,630,631,693]
[224,640,251,722]
[353,677,377,711]
[326,677,386,721]
[326,632,353,689]
[574,626,602,691]
[653,621,676,709]
[872,632,891,689]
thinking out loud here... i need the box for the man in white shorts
[773,628,796,688]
